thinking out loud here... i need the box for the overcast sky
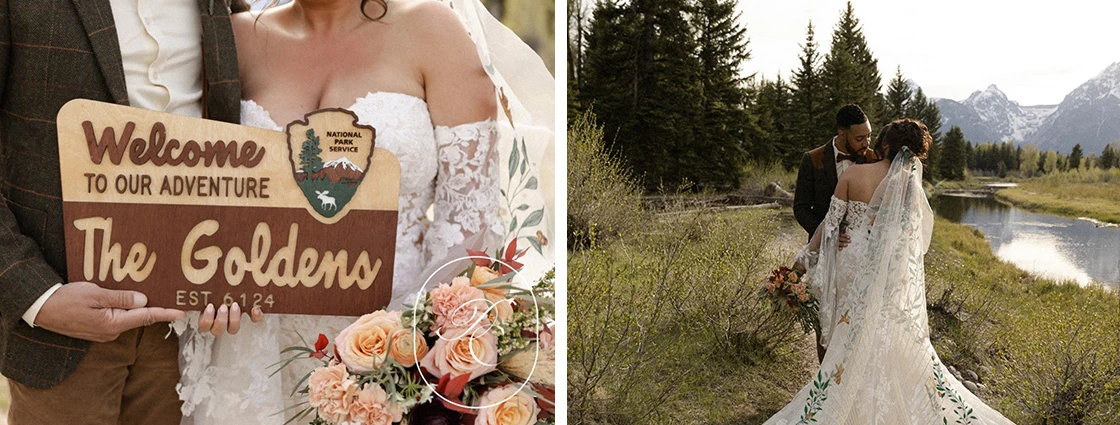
[735,0,1120,105]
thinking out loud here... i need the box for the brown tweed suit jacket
[0,0,241,389]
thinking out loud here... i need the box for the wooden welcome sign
[57,99,399,316]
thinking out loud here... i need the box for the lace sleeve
[793,196,848,270]
[420,120,501,285]
[806,195,848,347]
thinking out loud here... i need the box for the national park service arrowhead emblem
[286,109,376,220]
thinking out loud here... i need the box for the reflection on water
[931,195,1120,290]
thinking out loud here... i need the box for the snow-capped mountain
[1031,62,1120,154]
[935,84,1055,144]
[933,62,1120,154]
[323,157,365,174]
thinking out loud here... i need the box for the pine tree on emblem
[300,128,325,179]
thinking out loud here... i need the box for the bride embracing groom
[0,0,551,424]
[768,105,1015,423]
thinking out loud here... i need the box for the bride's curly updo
[874,118,931,160]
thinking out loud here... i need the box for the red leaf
[435,373,451,393]
[310,352,326,360]
[534,383,555,403]
[466,249,492,267]
[442,373,472,399]
[503,239,518,262]
[499,258,524,275]
[534,383,556,415]
[315,333,329,352]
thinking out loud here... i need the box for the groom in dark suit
[794,104,878,240]
[0,1,244,423]
[792,103,878,363]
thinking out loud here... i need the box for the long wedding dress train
[767,151,1015,424]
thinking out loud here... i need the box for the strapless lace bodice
[241,92,438,303]
[177,92,501,424]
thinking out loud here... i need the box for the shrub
[568,110,645,250]
[568,204,802,424]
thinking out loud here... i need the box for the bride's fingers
[210,304,229,337]
[198,304,215,333]
[227,302,242,335]
[250,306,264,323]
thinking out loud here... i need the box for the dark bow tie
[837,148,875,164]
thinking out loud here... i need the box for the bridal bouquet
[277,241,556,425]
[762,266,820,334]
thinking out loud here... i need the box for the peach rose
[485,292,515,322]
[470,266,509,298]
[336,310,404,372]
[348,383,404,425]
[308,362,357,424]
[389,328,430,368]
[474,384,540,425]
[430,277,490,334]
[420,326,498,380]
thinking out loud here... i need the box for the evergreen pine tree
[939,126,967,180]
[580,0,704,191]
[299,129,324,177]
[905,88,943,180]
[788,21,830,167]
[693,0,752,190]
[821,2,885,125]
[753,77,794,164]
[1069,144,1084,170]
[1101,144,1117,170]
[884,66,911,121]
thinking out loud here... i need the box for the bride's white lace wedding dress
[174,92,500,425]
[770,152,1015,424]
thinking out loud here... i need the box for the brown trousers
[7,324,181,425]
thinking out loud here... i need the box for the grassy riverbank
[569,208,1120,424]
[993,168,1120,224]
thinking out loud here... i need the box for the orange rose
[485,292,515,322]
[470,266,509,298]
[389,328,430,368]
[421,326,498,380]
[335,310,403,372]
[474,383,540,425]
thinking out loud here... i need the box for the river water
[931,194,1120,291]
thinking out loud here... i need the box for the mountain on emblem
[285,109,377,219]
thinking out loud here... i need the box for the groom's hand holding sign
[34,282,186,343]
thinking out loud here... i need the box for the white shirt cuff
[23,283,63,328]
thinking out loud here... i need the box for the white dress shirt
[832,136,853,178]
[110,0,204,116]
[24,0,205,327]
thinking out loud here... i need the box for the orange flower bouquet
[275,244,555,425]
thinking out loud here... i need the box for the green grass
[924,217,1120,423]
[993,168,1120,224]
[569,209,1120,425]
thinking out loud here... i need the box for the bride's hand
[198,302,265,337]
[838,225,851,251]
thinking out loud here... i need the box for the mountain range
[933,62,1120,155]
[294,157,365,183]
